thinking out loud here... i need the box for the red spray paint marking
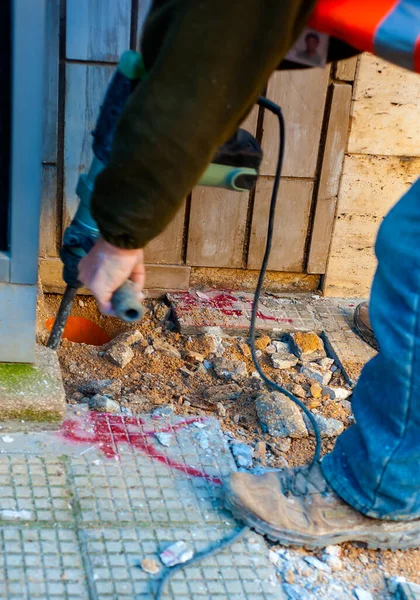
[59,412,222,485]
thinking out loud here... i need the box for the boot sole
[224,492,420,551]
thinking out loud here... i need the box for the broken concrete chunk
[153,339,182,359]
[230,441,253,469]
[354,589,374,600]
[323,386,352,401]
[154,302,171,322]
[184,350,204,363]
[104,343,134,368]
[254,335,271,351]
[213,357,247,381]
[216,402,227,417]
[203,383,241,402]
[271,352,299,370]
[160,541,194,567]
[283,584,312,600]
[141,558,160,575]
[155,432,173,447]
[79,379,122,397]
[301,364,333,386]
[107,330,144,347]
[291,332,326,362]
[88,394,120,413]
[303,413,344,438]
[256,392,308,438]
[290,384,307,399]
[310,383,323,399]
[318,357,335,370]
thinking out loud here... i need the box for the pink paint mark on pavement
[59,412,222,485]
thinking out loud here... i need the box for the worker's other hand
[78,237,145,316]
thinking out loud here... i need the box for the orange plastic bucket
[46,316,111,346]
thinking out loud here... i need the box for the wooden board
[187,186,249,268]
[137,0,153,42]
[348,54,420,157]
[324,154,420,297]
[144,200,186,264]
[335,56,358,81]
[261,68,330,178]
[39,166,58,258]
[66,0,131,62]
[42,0,59,163]
[64,64,114,228]
[248,177,314,272]
[39,258,190,293]
[307,83,352,274]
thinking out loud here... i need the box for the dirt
[40,293,420,598]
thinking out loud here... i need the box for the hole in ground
[45,316,111,346]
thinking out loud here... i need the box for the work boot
[353,301,379,350]
[223,463,420,550]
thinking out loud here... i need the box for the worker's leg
[224,180,420,548]
[322,177,420,519]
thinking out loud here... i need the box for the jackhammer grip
[111,281,144,323]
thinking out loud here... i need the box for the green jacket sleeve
[91,0,317,249]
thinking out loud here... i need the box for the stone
[324,555,343,572]
[233,414,240,425]
[318,357,335,369]
[387,577,407,595]
[324,545,342,557]
[88,394,120,413]
[301,364,333,386]
[310,383,323,399]
[268,438,292,454]
[254,335,271,351]
[104,344,134,368]
[184,350,204,363]
[291,331,326,362]
[358,553,369,565]
[144,345,154,356]
[152,406,173,418]
[304,556,331,573]
[271,352,299,370]
[153,339,182,360]
[179,366,194,377]
[303,413,344,438]
[107,330,144,347]
[283,567,295,584]
[213,357,247,381]
[155,432,173,447]
[256,392,308,438]
[283,584,312,600]
[238,342,252,358]
[272,340,291,353]
[253,441,267,464]
[0,345,66,425]
[323,386,352,400]
[141,558,160,575]
[203,383,242,402]
[216,403,227,417]
[389,579,420,600]
[79,379,122,397]
[354,589,374,600]
[120,406,133,416]
[340,399,353,412]
[290,384,307,398]
[230,442,253,469]
[154,302,171,322]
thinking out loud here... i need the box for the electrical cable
[155,97,322,599]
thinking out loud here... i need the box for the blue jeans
[322,178,420,520]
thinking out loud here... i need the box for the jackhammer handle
[111,281,144,323]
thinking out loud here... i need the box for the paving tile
[168,290,321,335]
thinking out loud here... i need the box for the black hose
[154,98,322,598]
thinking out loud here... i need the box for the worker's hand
[78,237,145,316]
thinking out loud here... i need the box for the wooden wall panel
[248,177,314,272]
[42,0,59,163]
[308,83,352,274]
[66,0,131,61]
[144,200,186,264]
[187,187,249,268]
[39,166,58,258]
[261,68,330,178]
[64,64,114,228]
